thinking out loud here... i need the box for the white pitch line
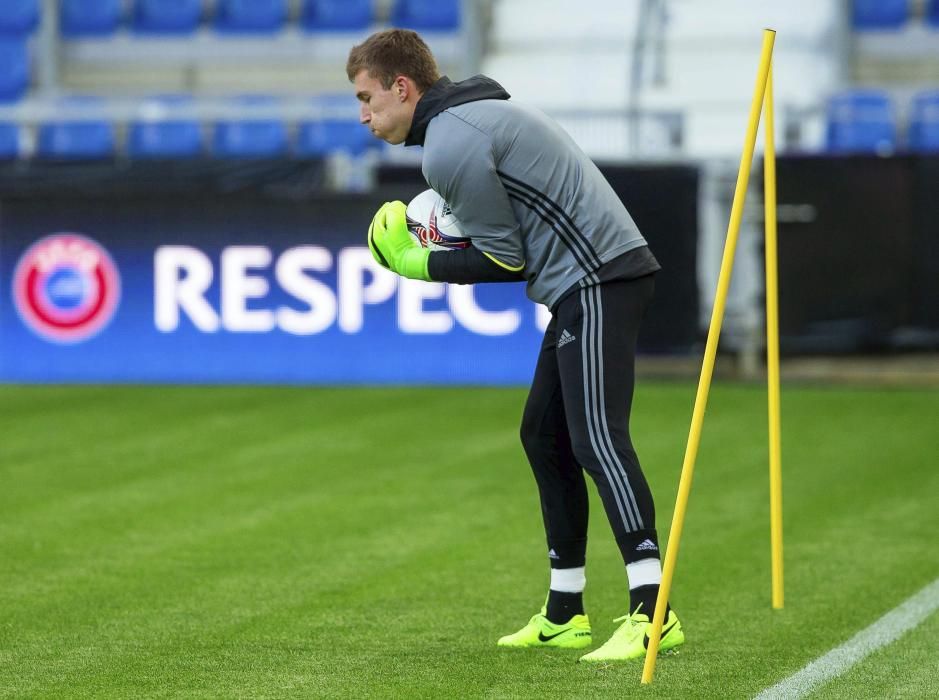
[754,577,939,700]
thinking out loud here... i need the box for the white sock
[626,558,662,589]
[550,566,586,593]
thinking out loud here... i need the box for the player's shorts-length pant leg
[555,275,658,558]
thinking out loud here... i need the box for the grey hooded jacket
[408,75,659,309]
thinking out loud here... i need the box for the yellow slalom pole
[764,64,784,610]
[641,28,776,685]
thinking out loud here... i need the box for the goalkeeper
[347,29,684,662]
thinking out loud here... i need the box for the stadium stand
[37,96,116,159]
[301,0,374,31]
[295,93,373,157]
[128,95,204,158]
[0,0,932,164]
[60,0,122,37]
[215,0,288,35]
[391,0,462,30]
[133,0,202,35]
[297,118,372,157]
[927,0,939,26]
[0,122,19,158]
[851,0,910,30]
[908,89,939,151]
[0,39,29,102]
[825,89,897,154]
[212,95,289,158]
[50,0,469,128]
[0,0,40,36]
[484,0,841,159]
[0,0,934,376]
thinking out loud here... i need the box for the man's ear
[393,76,410,102]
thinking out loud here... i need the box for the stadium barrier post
[641,28,777,685]
[764,64,784,610]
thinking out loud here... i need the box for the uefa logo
[12,233,121,344]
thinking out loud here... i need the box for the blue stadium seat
[0,39,29,102]
[0,123,20,158]
[927,0,939,27]
[908,90,939,153]
[213,96,289,158]
[825,90,897,154]
[215,0,287,34]
[391,0,460,30]
[129,96,203,158]
[0,0,40,35]
[60,0,122,38]
[296,120,374,157]
[851,0,908,30]
[296,95,373,156]
[301,0,372,31]
[37,97,116,159]
[133,0,202,35]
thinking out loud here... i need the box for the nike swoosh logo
[538,629,568,642]
[643,618,677,649]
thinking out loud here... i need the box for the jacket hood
[405,75,510,147]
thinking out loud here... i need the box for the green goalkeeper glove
[367,201,432,281]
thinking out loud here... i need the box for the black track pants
[520,275,657,569]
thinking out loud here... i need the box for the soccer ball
[405,189,472,251]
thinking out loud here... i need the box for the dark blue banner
[1,195,546,384]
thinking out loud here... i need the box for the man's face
[354,70,415,145]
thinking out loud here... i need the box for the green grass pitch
[1,382,936,698]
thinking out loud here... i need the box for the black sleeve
[427,245,526,284]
